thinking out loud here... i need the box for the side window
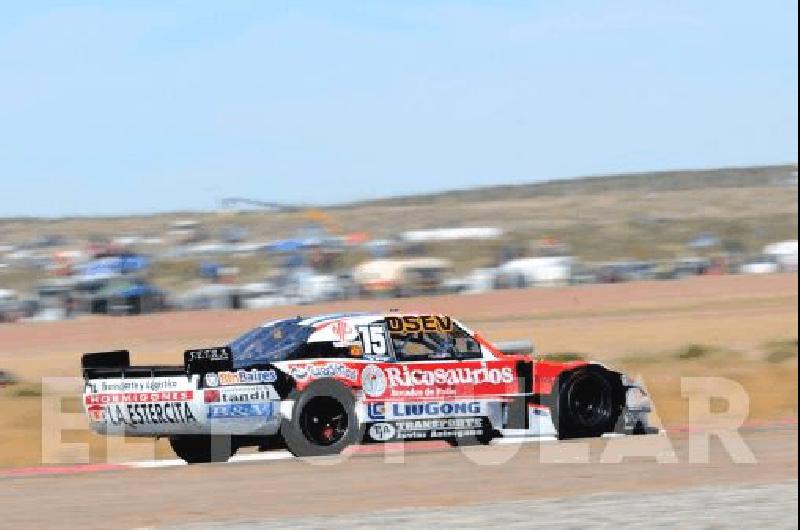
[391,332,452,361]
[390,326,483,361]
[453,331,482,358]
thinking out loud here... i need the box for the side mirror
[493,340,536,356]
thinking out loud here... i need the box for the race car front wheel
[551,367,624,439]
[281,379,362,457]
[169,435,236,464]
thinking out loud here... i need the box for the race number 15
[357,325,387,356]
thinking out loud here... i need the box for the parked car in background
[238,281,291,310]
[74,278,167,315]
[282,267,351,305]
[176,284,243,311]
[595,261,656,283]
[0,288,19,322]
[763,240,798,272]
[353,258,451,297]
[443,267,498,294]
[740,255,781,275]
[569,263,597,285]
[496,256,573,288]
[670,257,712,279]
[0,369,17,387]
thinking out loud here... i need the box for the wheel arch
[280,376,364,457]
[548,364,626,439]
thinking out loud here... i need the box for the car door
[358,316,514,441]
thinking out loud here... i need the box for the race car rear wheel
[168,435,236,464]
[281,379,362,457]
[552,367,624,439]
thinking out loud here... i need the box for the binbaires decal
[204,369,277,387]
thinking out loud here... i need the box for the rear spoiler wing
[82,350,130,372]
[81,346,234,380]
[183,347,233,375]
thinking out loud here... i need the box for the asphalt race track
[0,426,796,529]
[169,481,798,529]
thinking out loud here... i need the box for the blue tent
[265,239,305,253]
[78,255,151,280]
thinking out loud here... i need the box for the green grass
[675,344,718,360]
[6,383,42,398]
[765,340,799,363]
[614,343,739,364]
[540,352,586,362]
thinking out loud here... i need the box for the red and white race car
[81,312,655,463]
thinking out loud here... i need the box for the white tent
[0,288,17,301]
[497,256,574,287]
[763,240,798,272]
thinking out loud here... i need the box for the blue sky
[1,1,797,217]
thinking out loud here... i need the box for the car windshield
[228,318,313,368]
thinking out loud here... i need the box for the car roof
[257,311,443,328]
[255,312,474,343]
[296,311,453,327]
[297,312,375,326]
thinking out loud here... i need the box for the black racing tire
[169,435,236,464]
[281,379,363,457]
[551,367,624,439]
